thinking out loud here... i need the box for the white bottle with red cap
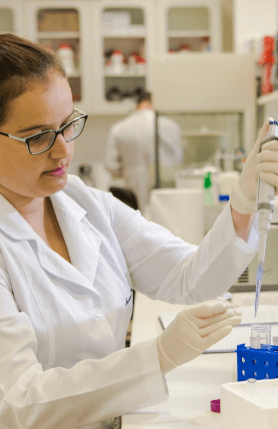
[111,50,124,74]
[57,43,76,76]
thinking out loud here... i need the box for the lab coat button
[94,307,102,318]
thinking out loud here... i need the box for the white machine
[231,224,278,293]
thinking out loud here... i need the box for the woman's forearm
[231,206,254,242]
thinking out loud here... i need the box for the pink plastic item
[210,399,221,413]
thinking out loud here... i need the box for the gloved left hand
[157,300,242,374]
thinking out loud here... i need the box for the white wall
[234,0,277,53]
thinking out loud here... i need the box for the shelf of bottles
[167,7,211,53]
[37,8,82,102]
[102,8,147,103]
[0,8,14,34]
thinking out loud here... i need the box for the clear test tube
[250,324,271,349]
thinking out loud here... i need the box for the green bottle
[203,172,215,205]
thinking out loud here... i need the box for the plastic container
[57,43,75,75]
[111,50,124,74]
[250,324,271,350]
[237,343,278,381]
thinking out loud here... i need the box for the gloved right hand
[157,300,241,374]
[230,117,277,214]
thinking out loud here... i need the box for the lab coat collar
[0,191,87,242]
[0,191,101,294]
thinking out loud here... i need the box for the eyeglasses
[0,108,88,155]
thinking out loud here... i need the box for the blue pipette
[255,120,277,317]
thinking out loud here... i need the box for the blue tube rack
[237,343,278,381]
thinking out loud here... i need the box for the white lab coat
[0,174,259,429]
[104,109,184,210]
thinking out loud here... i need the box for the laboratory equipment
[231,224,278,292]
[217,292,232,303]
[237,343,278,381]
[255,120,278,317]
[250,324,271,350]
[182,128,225,165]
[174,168,204,189]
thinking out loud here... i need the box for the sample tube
[250,324,271,349]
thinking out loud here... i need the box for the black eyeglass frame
[0,108,88,155]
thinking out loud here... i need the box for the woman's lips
[45,166,66,177]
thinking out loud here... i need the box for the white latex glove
[230,117,278,214]
[157,300,241,374]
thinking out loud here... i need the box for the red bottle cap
[59,43,71,49]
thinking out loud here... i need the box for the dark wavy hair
[0,33,67,127]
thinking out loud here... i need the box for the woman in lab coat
[0,34,276,429]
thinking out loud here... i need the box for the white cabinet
[0,1,23,36]
[155,0,222,55]
[23,0,92,113]
[20,0,223,115]
[90,0,155,115]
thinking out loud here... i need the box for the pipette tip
[254,262,264,318]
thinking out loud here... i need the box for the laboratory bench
[122,291,278,429]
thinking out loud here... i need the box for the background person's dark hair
[137,91,152,106]
[0,33,67,128]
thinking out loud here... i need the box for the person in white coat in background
[104,91,184,212]
[0,33,277,429]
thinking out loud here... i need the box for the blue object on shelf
[237,343,278,381]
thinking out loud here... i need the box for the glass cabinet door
[168,6,211,53]
[0,9,14,34]
[36,8,82,102]
[102,7,147,105]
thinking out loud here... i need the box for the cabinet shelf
[38,31,80,39]
[257,90,278,105]
[67,72,81,78]
[168,30,210,38]
[104,72,146,77]
[102,31,146,38]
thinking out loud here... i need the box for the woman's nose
[50,133,72,158]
